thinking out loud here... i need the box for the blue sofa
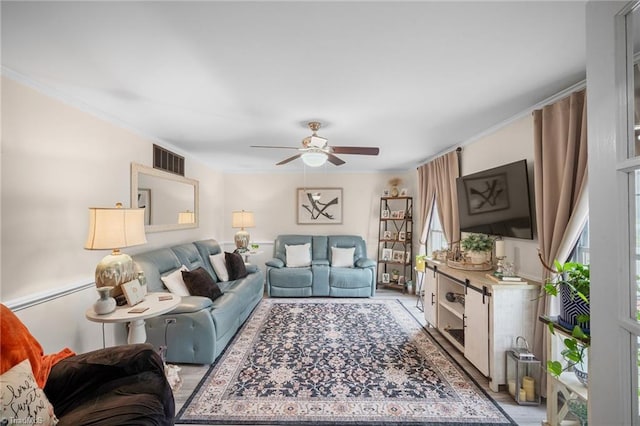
[266,235,376,298]
[131,239,263,364]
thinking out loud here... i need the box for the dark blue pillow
[225,252,248,280]
[182,267,223,301]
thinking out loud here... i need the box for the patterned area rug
[177,298,515,425]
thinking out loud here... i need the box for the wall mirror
[130,162,199,233]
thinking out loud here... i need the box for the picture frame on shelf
[405,251,411,264]
[392,231,398,240]
[383,230,392,240]
[381,248,392,261]
[398,231,406,241]
[382,189,390,197]
[382,273,390,284]
[400,188,408,196]
[407,231,412,240]
[390,210,399,219]
[392,250,405,263]
[397,210,406,219]
[398,276,406,285]
[381,209,390,219]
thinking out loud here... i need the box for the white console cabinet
[423,260,540,392]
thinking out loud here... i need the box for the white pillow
[209,253,229,282]
[0,358,59,425]
[331,246,355,268]
[160,265,190,296]
[285,243,311,267]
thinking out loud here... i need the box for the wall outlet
[165,318,176,325]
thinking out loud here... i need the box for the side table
[86,292,181,345]
[241,250,263,264]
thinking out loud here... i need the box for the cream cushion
[331,246,355,268]
[0,358,59,425]
[285,243,312,267]
[209,253,229,282]
[160,265,190,296]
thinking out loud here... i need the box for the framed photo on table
[121,279,145,306]
[382,273,390,284]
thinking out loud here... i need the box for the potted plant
[460,233,494,264]
[391,269,400,281]
[541,259,590,382]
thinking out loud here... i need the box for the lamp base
[234,230,250,253]
[95,251,136,299]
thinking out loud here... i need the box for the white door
[423,266,438,327]
[464,286,490,376]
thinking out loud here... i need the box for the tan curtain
[417,150,460,247]
[417,166,436,245]
[532,89,588,392]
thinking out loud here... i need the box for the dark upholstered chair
[43,343,175,426]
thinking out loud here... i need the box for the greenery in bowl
[460,233,494,252]
[541,259,590,378]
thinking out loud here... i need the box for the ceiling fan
[250,121,380,167]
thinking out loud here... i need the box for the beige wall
[221,171,416,258]
[1,76,224,351]
[459,115,540,280]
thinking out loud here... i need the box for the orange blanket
[1,304,75,388]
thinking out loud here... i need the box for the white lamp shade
[232,210,255,229]
[302,152,328,167]
[85,206,147,250]
[178,210,196,224]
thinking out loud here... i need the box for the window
[426,202,448,255]
[569,219,590,265]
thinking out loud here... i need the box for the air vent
[153,144,184,176]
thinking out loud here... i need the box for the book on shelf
[485,273,526,284]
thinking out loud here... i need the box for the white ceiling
[1,1,587,173]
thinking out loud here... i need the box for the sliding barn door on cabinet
[464,286,490,376]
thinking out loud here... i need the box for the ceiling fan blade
[251,145,300,150]
[327,154,346,166]
[276,154,302,165]
[331,146,380,155]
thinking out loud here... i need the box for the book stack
[485,274,527,284]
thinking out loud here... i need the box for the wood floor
[172,289,547,425]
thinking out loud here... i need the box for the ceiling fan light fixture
[301,151,327,167]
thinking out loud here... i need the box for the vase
[94,286,116,315]
[558,282,590,333]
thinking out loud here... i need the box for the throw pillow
[160,265,190,296]
[0,358,59,425]
[209,253,229,282]
[285,243,311,267]
[225,252,248,280]
[331,246,355,268]
[181,267,223,302]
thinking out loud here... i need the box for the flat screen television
[456,159,534,240]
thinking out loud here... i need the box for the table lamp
[85,203,147,299]
[232,210,255,252]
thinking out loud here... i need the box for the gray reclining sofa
[266,235,376,297]
[132,239,263,364]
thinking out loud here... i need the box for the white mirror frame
[130,162,199,233]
